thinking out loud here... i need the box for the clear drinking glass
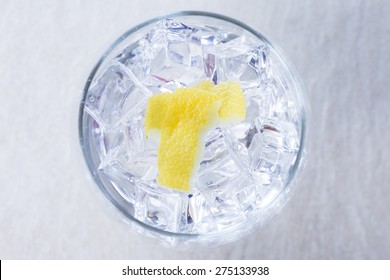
[79,11,309,247]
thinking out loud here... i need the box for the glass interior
[79,11,308,246]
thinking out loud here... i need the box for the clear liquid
[83,18,301,234]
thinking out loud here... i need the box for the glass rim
[78,10,309,242]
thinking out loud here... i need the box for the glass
[79,11,309,247]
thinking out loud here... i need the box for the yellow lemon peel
[145,81,246,192]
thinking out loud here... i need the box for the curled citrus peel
[145,81,246,192]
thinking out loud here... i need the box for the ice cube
[98,109,147,170]
[151,40,205,87]
[224,52,253,80]
[186,193,207,232]
[134,184,187,232]
[195,128,253,228]
[203,53,218,83]
[227,121,256,148]
[249,134,281,174]
[198,127,251,188]
[192,27,221,45]
[101,129,125,158]
[236,182,258,215]
[189,42,203,69]
[167,41,190,65]
[245,82,278,122]
[197,156,239,191]
[239,45,270,89]
[196,152,252,232]
[143,19,201,86]
[178,42,205,85]
[123,110,146,158]
[249,45,270,80]
[205,42,253,82]
[163,18,196,42]
[273,89,299,123]
[191,25,238,46]
[88,118,106,161]
[116,39,151,81]
[266,63,300,123]
[98,160,139,205]
[142,22,167,63]
[144,75,185,93]
[149,44,187,82]
[254,118,299,152]
[123,152,158,181]
[200,190,245,231]
[256,177,285,208]
[199,128,228,170]
[98,142,128,172]
[109,111,159,181]
[85,62,149,129]
[202,41,268,87]
[248,118,299,183]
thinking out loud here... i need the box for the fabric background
[1,0,389,259]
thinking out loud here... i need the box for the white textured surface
[1,0,390,259]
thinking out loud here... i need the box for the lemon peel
[145,81,246,192]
